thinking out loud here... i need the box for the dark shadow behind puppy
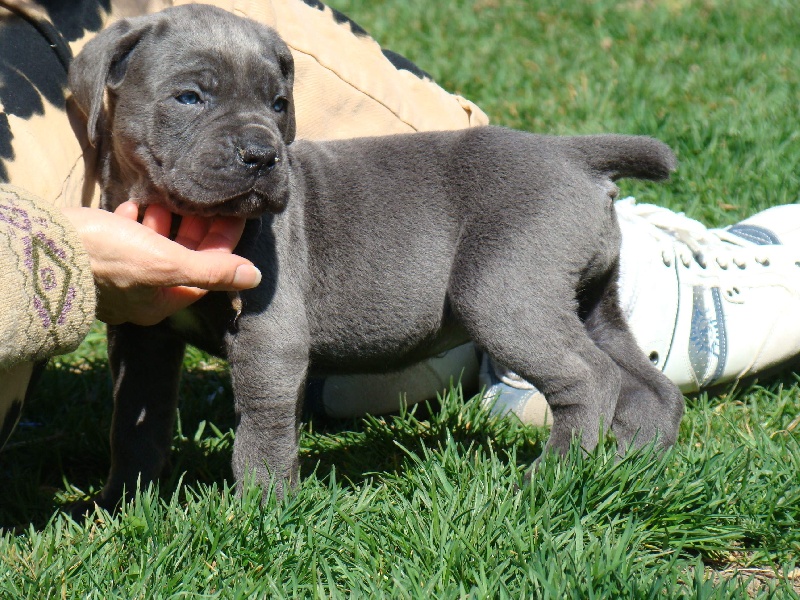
[68,5,684,509]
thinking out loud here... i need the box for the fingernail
[234,265,262,288]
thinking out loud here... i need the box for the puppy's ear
[277,51,296,145]
[68,18,152,146]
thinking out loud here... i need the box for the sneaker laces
[617,198,771,270]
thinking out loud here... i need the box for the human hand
[61,201,261,326]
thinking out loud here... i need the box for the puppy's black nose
[237,143,279,170]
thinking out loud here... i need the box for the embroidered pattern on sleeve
[0,186,95,365]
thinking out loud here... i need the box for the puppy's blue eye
[176,91,201,105]
[272,97,288,113]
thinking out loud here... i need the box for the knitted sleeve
[0,185,96,367]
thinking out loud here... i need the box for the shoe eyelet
[715,258,729,269]
[756,258,770,267]
[725,286,741,298]
[648,351,659,364]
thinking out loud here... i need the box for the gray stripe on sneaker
[689,287,711,383]
[709,287,728,385]
[688,286,728,387]
[727,224,782,245]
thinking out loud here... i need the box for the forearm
[0,185,96,368]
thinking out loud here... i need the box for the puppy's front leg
[227,298,309,500]
[101,323,186,509]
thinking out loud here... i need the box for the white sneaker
[307,342,480,418]
[479,353,552,426]
[617,199,800,392]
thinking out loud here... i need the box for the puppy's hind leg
[449,272,622,457]
[583,272,685,453]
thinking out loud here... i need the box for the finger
[196,216,247,252]
[114,201,141,221]
[141,204,174,238]
[157,251,262,291]
[124,286,210,327]
[174,214,211,250]
[147,286,209,322]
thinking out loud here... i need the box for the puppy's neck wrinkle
[100,162,147,211]
[101,145,162,211]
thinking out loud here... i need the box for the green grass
[2,0,800,596]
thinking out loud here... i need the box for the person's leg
[0,3,111,449]
[106,1,793,424]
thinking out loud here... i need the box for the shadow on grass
[0,352,238,530]
[5,333,796,532]
[299,386,547,487]
[0,351,547,530]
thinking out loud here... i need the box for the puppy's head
[69,5,295,217]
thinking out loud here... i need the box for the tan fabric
[1,98,93,210]
[174,0,489,139]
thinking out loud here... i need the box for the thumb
[161,248,262,291]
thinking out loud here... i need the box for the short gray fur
[68,4,684,508]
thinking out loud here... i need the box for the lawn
[2,0,799,597]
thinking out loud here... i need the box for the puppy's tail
[567,135,677,181]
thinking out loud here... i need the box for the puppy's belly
[167,291,470,375]
[308,310,469,375]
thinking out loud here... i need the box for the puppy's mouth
[162,188,285,218]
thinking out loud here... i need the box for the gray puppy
[69,5,684,507]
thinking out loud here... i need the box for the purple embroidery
[57,287,76,326]
[33,295,52,329]
[35,232,67,260]
[1,199,79,331]
[0,204,32,232]
[40,267,56,291]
